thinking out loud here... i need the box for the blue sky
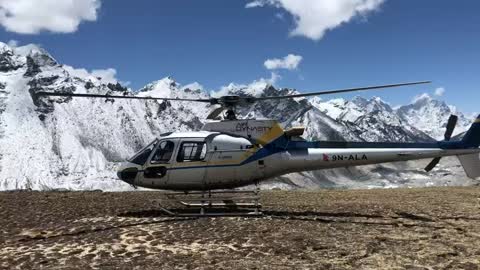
[0,0,479,113]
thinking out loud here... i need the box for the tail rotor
[425,115,458,172]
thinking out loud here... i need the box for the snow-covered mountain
[0,42,211,190]
[396,94,472,140]
[0,42,477,191]
[311,96,433,142]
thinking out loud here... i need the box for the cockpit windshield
[151,140,175,164]
[128,139,158,165]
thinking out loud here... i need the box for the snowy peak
[404,94,449,113]
[397,94,471,140]
[310,97,348,121]
[138,77,210,102]
[181,82,204,92]
[22,46,57,68]
[313,96,392,123]
[0,43,24,72]
[215,82,273,98]
[352,96,393,113]
[138,77,177,98]
[311,96,433,142]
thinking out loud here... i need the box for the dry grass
[1,187,480,269]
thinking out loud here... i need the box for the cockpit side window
[151,140,175,164]
[177,142,207,162]
[129,140,157,165]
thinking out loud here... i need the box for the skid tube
[154,186,263,217]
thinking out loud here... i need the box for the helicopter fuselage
[116,119,480,191]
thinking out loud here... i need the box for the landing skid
[153,189,262,217]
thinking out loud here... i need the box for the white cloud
[255,71,281,86]
[90,68,120,85]
[64,65,128,86]
[7,39,18,47]
[275,12,285,20]
[264,54,303,70]
[434,87,445,97]
[0,0,101,34]
[245,1,266,8]
[246,0,385,41]
[412,93,431,103]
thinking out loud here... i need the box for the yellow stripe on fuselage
[257,122,284,145]
[475,118,480,124]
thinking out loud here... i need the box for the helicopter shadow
[263,210,398,226]
[118,208,398,224]
[117,209,438,228]
[118,207,259,218]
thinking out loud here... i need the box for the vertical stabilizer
[462,115,480,147]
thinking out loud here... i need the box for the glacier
[0,42,477,191]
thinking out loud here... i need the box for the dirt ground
[0,188,480,270]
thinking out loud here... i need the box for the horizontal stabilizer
[457,154,480,179]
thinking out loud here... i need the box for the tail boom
[274,147,480,175]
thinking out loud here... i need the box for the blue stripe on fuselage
[270,134,472,150]
[166,136,473,171]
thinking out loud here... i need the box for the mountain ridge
[0,42,476,190]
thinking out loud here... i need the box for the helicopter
[37,81,480,215]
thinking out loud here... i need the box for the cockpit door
[137,139,177,188]
[167,139,208,190]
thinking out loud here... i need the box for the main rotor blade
[207,107,225,120]
[425,157,441,172]
[254,81,431,101]
[36,92,214,103]
[444,115,458,141]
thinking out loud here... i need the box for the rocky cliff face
[0,42,476,190]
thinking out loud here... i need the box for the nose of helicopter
[117,162,141,185]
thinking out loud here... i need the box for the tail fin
[457,115,480,179]
[458,154,480,179]
[462,114,480,147]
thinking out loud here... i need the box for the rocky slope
[0,42,476,190]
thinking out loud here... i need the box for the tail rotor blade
[425,115,458,172]
[425,157,441,172]
[444,115,458,141]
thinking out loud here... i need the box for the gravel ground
[1,188,480,269]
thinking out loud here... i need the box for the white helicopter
[38,81,480,215]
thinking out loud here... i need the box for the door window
[177,142,207,162]
[151,140,175,164]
